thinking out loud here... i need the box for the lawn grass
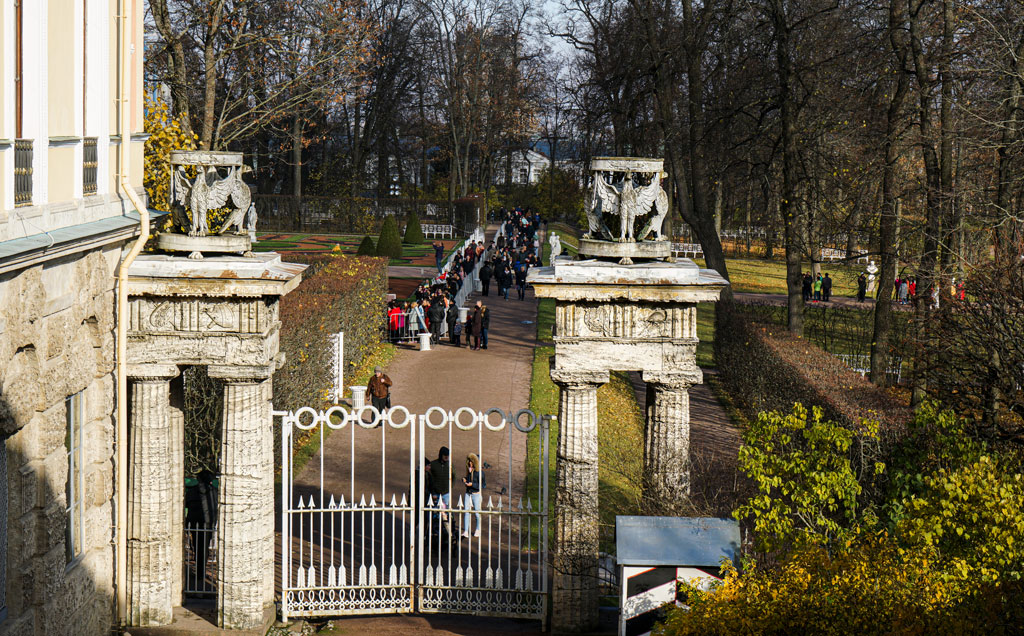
[526,347,644,552]
[697,256,866,298]
[536,298,555,342]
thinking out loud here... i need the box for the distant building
[493,147,552,186]
[0,1,148,633]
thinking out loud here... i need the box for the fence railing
[834,353,904,384]
[672,242,704,259]
[255,195,452,235]
[183,523,216,597]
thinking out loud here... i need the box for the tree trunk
[292,117,302,198]
[674,0,731,315]
[770,0,804,336]
[871,4,910,386]
[908,0,943,407]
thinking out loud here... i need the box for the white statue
[172,164,252,237]
[549,232,562,261]
[592,171,665,242]
[866,259,878,293]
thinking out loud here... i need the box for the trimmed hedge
[275,253,388,411]
[403,212,424,244]
[715,310,909,432]
[356,235,377,255]
[376,215,403,258]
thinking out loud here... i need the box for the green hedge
[403,212,424,244]
[356,235,376,255]
[376,216,403,258]
[275,253,388,412]
[714,310,909,432]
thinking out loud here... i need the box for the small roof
[615,516,740,567]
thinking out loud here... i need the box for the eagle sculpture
[591,171,666,242]
[171,165,252,236]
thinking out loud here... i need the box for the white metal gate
[277,405,550,624]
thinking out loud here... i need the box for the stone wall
[0,245,121,635]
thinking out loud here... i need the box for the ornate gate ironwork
[277,405,550,624]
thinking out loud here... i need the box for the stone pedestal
[550,370,607,634]
[418,332,432,351]
[528,258,727,632]
[126,365,180,627]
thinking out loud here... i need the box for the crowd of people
[384,207,544,349]
[801,272,834,303]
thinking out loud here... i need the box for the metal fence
[834,353,904,385]
[255,195,452,235]
[183,523,216,597]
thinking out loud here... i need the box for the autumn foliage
[143,95,197,214]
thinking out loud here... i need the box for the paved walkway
[283,228,737,635]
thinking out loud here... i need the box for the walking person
[479,260,493,296]
[813,274,822,301]
[429,446,456,530]
[856,273,867,303]
[802,273,812,302]
[822,273,832,302]
[515,261,528,301]
[499,265,513,300]
[470,301,484,350]
[432,240,445,273]
[428,298,446,344]
[461,453,484,538]
[367,366,392,413]
[480,302,490,349]
[447,302,461,347]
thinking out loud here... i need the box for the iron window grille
[14,139,32,206]
[83,137,98,195]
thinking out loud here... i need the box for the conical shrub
[356,235,377,256]
[403,212,425,245]
[376,216,403,259]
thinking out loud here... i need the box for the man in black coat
[446,302,461,346]
[479,261,493,296]
[428,299,446,343]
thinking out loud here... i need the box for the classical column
[169,375,185,605]
[126,364,180,627]
[641,371,701,514]
[550,369,608,633]
[208,366,273,630]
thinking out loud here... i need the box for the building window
[83,138,98,195]
[519,168,528,184]
[65,392,85,564]
[14,140,33,206]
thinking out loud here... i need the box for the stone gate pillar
[642,371,701,513]
[125,364,180,627]
[208,367,272,630]
[529,160,727,630]
[127,252,305,629]
[550,370,608,633]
